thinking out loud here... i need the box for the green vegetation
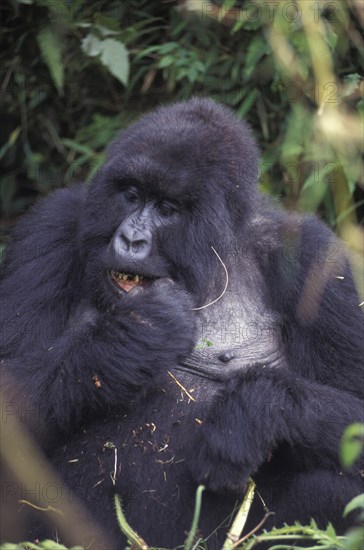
[1,0,363,238]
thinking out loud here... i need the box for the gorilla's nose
[121,229,147,252]
[113,225,152,260]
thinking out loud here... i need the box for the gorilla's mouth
[109,270,153,293]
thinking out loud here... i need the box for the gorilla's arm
[191,366,364,492]
[269,214,363,397]
[0,186,84,358]
[0,188,194,437]
[4,289,194,434]
[190,215,364,491]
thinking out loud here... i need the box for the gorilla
[1,98,363,548]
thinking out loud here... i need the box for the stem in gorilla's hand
[222,477,256,549]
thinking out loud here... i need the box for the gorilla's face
[82,164,207,308]
[105,181,182,295]
[79,98,260,310]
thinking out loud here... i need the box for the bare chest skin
[178,273,286,387]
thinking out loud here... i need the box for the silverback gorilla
[1,98,363,548]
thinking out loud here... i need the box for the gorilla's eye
[124,187,140,204]
[157,200,179,217]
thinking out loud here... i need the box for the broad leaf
[82,34,129,86]
[37,26,64,94]
[343,494,364,517]
[100,39,129,86]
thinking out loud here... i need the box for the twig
[110,447,118,485]
[192,246,229,310]
[18,499,64,516]
[168,370,196,402]
[232,511,275,547]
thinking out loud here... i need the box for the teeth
[111,271,144,282]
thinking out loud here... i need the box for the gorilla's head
[80,98,260,311]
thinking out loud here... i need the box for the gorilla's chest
[54,373,232,546]
[188,280,286,379]
[99,371,218,482]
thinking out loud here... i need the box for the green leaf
[94,24,120,38]
[322,21,338,51]
[159,42,178,54]
[341,423,364,468]
[243,36,270,80]
[0,127,21,160]
[343,494,364,517]
[40,541,68,549]
[37,27,64,94]
[81,33,103,57]
[100,39,129,86]
[281,106,310,162]
[231,18,245,34]
[158,56,175,68]
[236,89,260,118]
[135,45,160,59]
[343,526,364,550]
[342,73,361,98]
[357,98,364,117]
[325,522,337,538]
[82,35,129,86]
[299,169,331,213]
[86,153,105,181]
[62,139,93,156]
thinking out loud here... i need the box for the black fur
[1,98,363,548]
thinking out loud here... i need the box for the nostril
[131,239,147,253]
[120,234,131,250]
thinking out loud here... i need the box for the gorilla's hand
[69,279,196,364]
[188,367,277,493]
[189,445,250,494]
[190,365,364,494]
[10,281,196,432]
[114,279,196,363]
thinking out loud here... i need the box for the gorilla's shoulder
[249,198,346,276]
[2,184,85,272]
[256,197,341,247]
[10,184,85,237]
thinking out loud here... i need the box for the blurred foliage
[0,0,363,241]
[341,422,364,468]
